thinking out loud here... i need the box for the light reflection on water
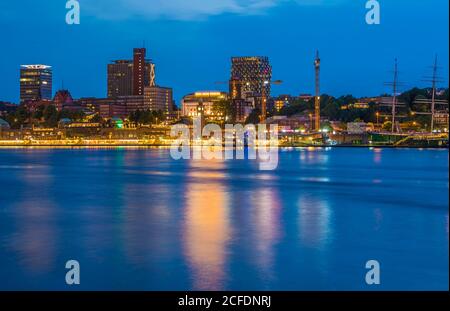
[0,147,448,290]
[183,160,231,291]
[250,188,282,284]
[7,157,57,275]
[297,195,332,249]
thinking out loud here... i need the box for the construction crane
[215,79,282,122]
[314,51,321,132]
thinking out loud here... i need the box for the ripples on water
[0,147,448,290]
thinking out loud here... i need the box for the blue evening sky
[0,0,448,105]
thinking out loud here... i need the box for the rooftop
[20,65,52,70]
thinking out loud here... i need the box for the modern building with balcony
[229,56,272,121]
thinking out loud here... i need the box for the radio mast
[314,51,321,132]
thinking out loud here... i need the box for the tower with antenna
[314,50,321,132]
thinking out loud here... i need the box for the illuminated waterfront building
[76,97,131,118]
[144,86,173,114]
[99,101,128,119]
[273,95,297,112]
[274,99,285,112]
[79,93,172,119]
[265,115,310,132]
[20,65,53,103]
[181,91,228,121]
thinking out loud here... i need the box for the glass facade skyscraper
[19,65,52,103]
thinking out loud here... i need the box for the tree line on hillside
[0,103,167,129]
[245,87,448,125]
[3,105,86,129]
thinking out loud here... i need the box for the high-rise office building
[107,48,156,98]
[107,60,133,98]
[20,65,53,103]
[229,56,272,101]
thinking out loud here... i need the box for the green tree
[212,99,235,123]
[90,114,103,124]
[322,101,340,120]
[278,99,309,116]
[151,110,165,124]
[32,105,45,122]
[6,105,30,129]
[43,105,59,127]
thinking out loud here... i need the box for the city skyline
[0,0,448,105]
[3,50,450,107]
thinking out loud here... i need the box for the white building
[181,91,228,121]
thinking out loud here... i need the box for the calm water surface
[0,147,448,290]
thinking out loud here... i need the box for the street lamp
[260,80,282,123]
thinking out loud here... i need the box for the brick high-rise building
[107,60,133,98]
[107,48,156,98]
[133,48,146,95]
